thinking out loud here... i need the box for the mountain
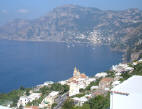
[0,5,142,61]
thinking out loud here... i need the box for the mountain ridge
[0,5,142,61]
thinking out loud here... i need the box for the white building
[138,59,142,62]
[95,72,108,78]
[86,78,96,85]
[43,81,54,86]
[69,67,89,96]
[0,105,11,109]
[72,97,88,106]
[17,93,41,107]
[90,86,99,90]
[69,81,80,96]
[132,62,138,66]
[28,93,41,102]
[110,75,142,109]
[68,67,96,96]
[17,96,30,107]
[58,80,67,85]
[39,91,59,108]
[85,94,92,98]
[112,63,134,73]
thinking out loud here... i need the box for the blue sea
[0,40,122,93]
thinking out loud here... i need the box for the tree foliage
[120,72,131,82]
[132,63,142,75]
[0,89,25,107]
[51,103,57,109]
[62,94,110,109]
[62,99,74,109]
[39,83,69,95]
[87,94,110,109]
[107,71,115,78]
[26,96,45,106]
[85,79,100,91]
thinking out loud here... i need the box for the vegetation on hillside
[0,87,30,107]
[27,83,69,106]
[132,63,142,75]
[120,62,142,82]
[39,83,69,95]
[1,60,142,108]
[62,94,110,109]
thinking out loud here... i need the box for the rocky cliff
[0,5,142,61]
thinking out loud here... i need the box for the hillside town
[0,59,142,109]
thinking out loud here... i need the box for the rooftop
[28,93,41,97]
[25,106,39,109]
[111,75,142,94]
[80,73,87,78]
[49,91,59,97]
[0,105,11,109]
[100,77,113,83]
[72,97,88,102]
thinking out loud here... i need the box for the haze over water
[0,40,122,93]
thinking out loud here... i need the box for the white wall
[110,93,142,109]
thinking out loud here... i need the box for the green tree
[40,86,50,95]
[19,86,25,90]
[132,63,142,75]
[120,72,131,82]
[18,105,23,109]
[107,71,115,78]
[72,93,85,98]
[88,94,110,109]
[85,79,100,91]
[0,89,25,107]
[50,83,69,94]
[62,99,74,109]
[26,90,30,96]
[73,104,90,109]
[26,96,44,106]
[51,103,57,109]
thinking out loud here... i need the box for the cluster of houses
[112,63,134,74]
[16,67,97,108]
[67,68,114,106]
[17,90,60,109]
[68,67,96,96]
[67,59,142,108]
[39,91,59,109]
[2,59,142,109]
[110,59,142,109]
[17,93,42,108]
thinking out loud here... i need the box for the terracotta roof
[80,73,87,78]
[69,77,77,82]
[25,106,39,109]
[100,77,113,83]
[93,89,107,96]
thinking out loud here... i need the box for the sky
[0,0,142,25]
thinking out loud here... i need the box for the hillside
[0,5,142,61]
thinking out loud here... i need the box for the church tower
[73,66,80,77]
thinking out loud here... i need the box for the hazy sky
[0,0,142,25]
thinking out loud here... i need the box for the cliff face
[0,5,142,61]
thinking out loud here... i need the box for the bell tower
[73,66,80,77]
